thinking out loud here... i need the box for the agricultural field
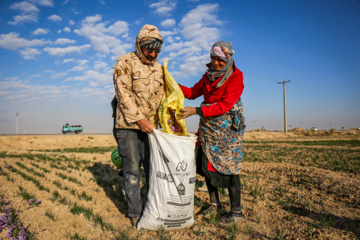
[0,130,359,239]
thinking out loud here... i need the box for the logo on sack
[177,183,185,196]
[176,161,187,171]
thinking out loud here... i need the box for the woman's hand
[177,106,197,119]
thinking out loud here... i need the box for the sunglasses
[143,48,161,54]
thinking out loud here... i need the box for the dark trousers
[205,175,242,212]
[114,128,150,218]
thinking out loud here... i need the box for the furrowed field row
[43,146,116,154]
[0,152,91,174]
[0,151,91,166]
[244,139,360,147]
[2,153,118,203]
[243,145,360,174]
[1,163,115,233]
[5,160,97,201]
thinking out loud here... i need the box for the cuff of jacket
[196,107,203,118]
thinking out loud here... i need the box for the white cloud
[8,2,40,25]
[163,40,192,52]
[51,72,68,79]
[65,69,112,86]
[160,30,177,38]
[93,61,108,70]
[57,30,62,34]
[111,43,133,58]
[74,59,89,66]
[166,36,174,43]
[4,76,18,81]
[69,20,75,25]
[8,1,52,25]
[54,38,76,45]
[9,2,40,12]
[19,47,41,59]
[160,19,176,28]
[0,32,50,50]
[63,27,71,32]
[107,21,129,35]
[63,58,74,63]
[171,53,208,78]
[179,3,222,50]
[43,44,91,56]
[159,3,224,78]
[150,0,177,16]
[69,65,88,72]
[135,19,142,25]
[167,44,202,58]
[8,13,38,25]
[48,14,62,21]
[33,28,49,35]
[74,14,131,54]
[0,80,68,103]
[30,0,54,6]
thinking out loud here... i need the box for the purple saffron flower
[28,198,41,206]
[4,164,10,170]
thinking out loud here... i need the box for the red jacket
[180,62,244,117]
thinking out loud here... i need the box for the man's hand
[137,118,156,133]
[177,106,197,119]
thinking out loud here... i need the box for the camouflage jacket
[112,25,164,130]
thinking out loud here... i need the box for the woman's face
[211,56,226,71]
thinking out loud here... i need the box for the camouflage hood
[135,24,163,65]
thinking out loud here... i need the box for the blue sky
[0,0,359,134]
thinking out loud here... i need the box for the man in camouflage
[112,24,164,227]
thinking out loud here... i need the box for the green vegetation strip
[244,144,360,174]
[0,152,90,166]
[15,161,45,177]
[8,164,49,192]
[56,172,83,186]
[244,139,360,147]
[70,203,114,231]
[47,146,115,154]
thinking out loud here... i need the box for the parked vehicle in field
[62,123,83,134]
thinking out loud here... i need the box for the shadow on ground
[87,162,148,217]
[88,162,127,215]
[284,206,360,238]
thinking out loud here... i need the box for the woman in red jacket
[177,41,245,225]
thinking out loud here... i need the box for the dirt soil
[0,130,359,239]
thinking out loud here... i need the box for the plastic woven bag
[158,60,187,136]
[137,129,197,230]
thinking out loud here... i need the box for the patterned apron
[199,98,245,175]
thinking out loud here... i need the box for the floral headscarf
[206,41,235,87]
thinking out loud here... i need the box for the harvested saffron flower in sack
[167,107,183,134]
[158,60,187,136]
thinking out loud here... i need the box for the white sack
[137,129,197,230]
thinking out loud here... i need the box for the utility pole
[16,112,18,135]
[278,80,290,134]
